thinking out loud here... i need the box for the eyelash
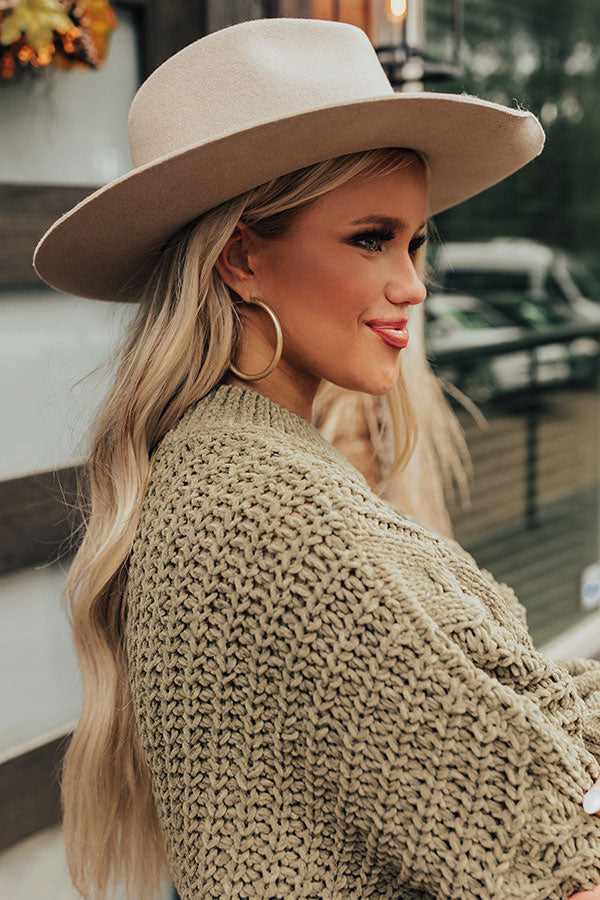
[352,227,427,255]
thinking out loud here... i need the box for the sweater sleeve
[438,536,531,633]
[476,562,600,765]
[246,500,600,900]
[553,658,600,763]
[305,554,600,899]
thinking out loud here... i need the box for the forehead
[301,163,428,225]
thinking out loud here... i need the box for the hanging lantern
[274,0,463,89]
[371,0,426,89]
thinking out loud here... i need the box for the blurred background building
[1,1,598,897]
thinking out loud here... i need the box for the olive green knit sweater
[125,382,600,900]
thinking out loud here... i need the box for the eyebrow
[349,215,427,233]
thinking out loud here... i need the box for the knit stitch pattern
[125,382,600,899]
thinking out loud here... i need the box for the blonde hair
[60,146,468,900]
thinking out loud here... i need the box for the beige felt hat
[32,16,545,303]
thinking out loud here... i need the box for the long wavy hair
[60,145,469,900]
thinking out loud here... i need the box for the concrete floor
[0,824,174,900]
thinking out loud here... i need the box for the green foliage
[426,0,600,282]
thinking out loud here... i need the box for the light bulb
[385,0,408,23]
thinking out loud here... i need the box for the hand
[583,773,600,818]
[567,775,600,898]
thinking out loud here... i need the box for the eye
[409,232,428,256]
[351,227,428,255]
[351,227,395,253]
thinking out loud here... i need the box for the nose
[385,260,427,307]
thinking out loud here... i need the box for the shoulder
[134,395,487,585]
[145,410,377,526]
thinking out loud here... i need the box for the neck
[223,365,321,423]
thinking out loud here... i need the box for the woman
[33,16,600,900]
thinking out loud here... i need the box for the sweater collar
[186,382,343,458]
[176,383,422,531]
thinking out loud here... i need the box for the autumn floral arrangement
[0,0,117,81]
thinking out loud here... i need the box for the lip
[366,323,409,349]
[365,318,408,328]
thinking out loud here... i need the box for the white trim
[0,719,77,767]
[540,609,600,660]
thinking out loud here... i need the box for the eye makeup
[409,232,428,254]
[350,227,428,254]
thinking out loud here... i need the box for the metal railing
[428,321,600,528]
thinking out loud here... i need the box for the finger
[583,781,600,815]
[568,887,600,899]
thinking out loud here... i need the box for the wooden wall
[0,0,208,851]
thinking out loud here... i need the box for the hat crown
[128,17,394,169]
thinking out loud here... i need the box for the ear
[214,220,257,298]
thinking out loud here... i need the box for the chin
[330,367,399,396]
[366,380,398,396]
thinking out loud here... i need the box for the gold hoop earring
[229,297,283,382]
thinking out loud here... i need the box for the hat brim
[32,91,544,302]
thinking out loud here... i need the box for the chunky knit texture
[125,382,600,900]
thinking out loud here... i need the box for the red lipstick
[365,319,409,349]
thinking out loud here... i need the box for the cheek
[320,263,372,330]
[294,255,368,326]
[269,240,372,337]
